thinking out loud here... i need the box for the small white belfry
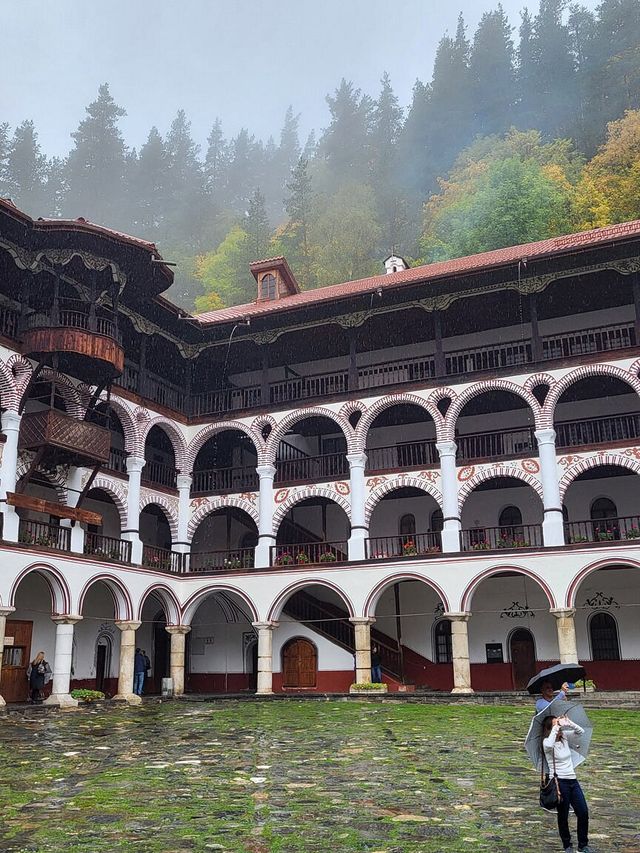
[383,254,409,274]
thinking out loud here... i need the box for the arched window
[499,505,523,528]
[260,273,276,300]
[590,612,620,661]
[434,619,452,664]
[430,509,443,533]
[590,497,618,521]
[399,514,416,536]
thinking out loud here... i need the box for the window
[499,505,522,528]
[260,273,276,300]
[430,509,443,533]
[590,497,618,521]
[590,612,620,660]
[434,620,452,663]
[399,514,416,536]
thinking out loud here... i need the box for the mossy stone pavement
[1,701,639,852]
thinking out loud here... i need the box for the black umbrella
[526,662,586,696]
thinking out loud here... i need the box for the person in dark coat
[26,651,52,703]
[133,647,146,696]
[371,645,383,683]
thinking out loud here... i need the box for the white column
[0,606,16,706]
[0,410,22,542]
[62,466,85,554]
[436,441,461,552]
[44,615,82,707]
[174,474,192,566]
[445,612,474,694]
[347,452,368,561]
[123,456,145,564]
[535,429,565,546]
[551,608,579,664]
[166,625,191,696]
[253,621,277,694]
[350,617,374,684]
[255,464,276,568]
[114,620,142,704]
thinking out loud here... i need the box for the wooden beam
[6,492,102,525]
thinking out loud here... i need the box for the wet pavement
[1,700,639,852]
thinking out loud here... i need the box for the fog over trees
[1,0,639,310]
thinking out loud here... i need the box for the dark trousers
[557,777,589,851]
[30,686,42,703]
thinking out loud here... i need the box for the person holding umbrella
[526,663,586,712]
[542,714,592,853]
[536,678,570,712]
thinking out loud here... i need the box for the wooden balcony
[141,544,183,572]
[564,515,640,544]
[18,519,71,552]
[366,439,437,473]
[191,465,258,496]
[187,548,255,573]
[270,541,348,566]
[84,532,132,563]
[141,460,177,490]
[366,532,441,559]
[19,409,111,465]
[461,524,543,551]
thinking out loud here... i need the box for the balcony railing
[275,452,350,485]
[366,439,437,472]
[142,460,177,489]
[270,540,348,566]
[18,519,70,552]
[188,548,255,573]
[121,360,187,412]
[191,465,258,496]
[84,532,132,563]
[446,339,531,376]
[24,299,119,341]
[107,446,128,474]
[461,524,543,551]
[457,426,537,461]
[565,515,640,544]
[141,544,183,573]
[18,409,111,464]
[542,322,635,359]
[556,413,640,448]
[366,532,441,559]
[358,354,435,390]
[0,304,19,339]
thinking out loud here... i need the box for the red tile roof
[194,219,640,326]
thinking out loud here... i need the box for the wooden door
[282,638,317,688]
[96,644,107,692]
[1,620,32,703]
[510,629,536,690]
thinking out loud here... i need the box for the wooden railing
[121,360,187,412]
[107,446,128,474]
[564,515,640,544]
[366,532,441,559]
[461,524,543,551]
[187,548,255,573]
[0,304,19,339]
[542,322,635,359]
[18,519,70,551]
[446,339,531,376]
[358,354,435,390]
[142,459,177,489]
[18,409,111,464]
[275,452,349,484]
[191,465,258,496]
[366,439,438,472]
[84,532,131,563]
[270,540,348,566]
[556,413,640,448]
[457,426,536,460]
[141,544,183,573]
[24,299,119,341]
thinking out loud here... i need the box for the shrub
[350,682,386,690]
[319,551,337,562]
[71,688,105,702]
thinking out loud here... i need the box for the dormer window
[260,273,277,301]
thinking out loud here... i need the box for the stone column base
[0,695,6,707]
[45,693,79,708]
[113,693,142,705]
[451,687,474,695]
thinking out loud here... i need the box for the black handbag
[539,743,562,811]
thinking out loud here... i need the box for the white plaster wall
[461,485,543,529]
[573,567,640,659]
[191,513,257,553]
[11,573,57,666]
[369,494,440,537]
[74,584,120,680]
[272,616,355,673]
[564,473,640,522]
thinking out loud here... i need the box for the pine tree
[245,188,270,259]
[532,0,577,138]
[516,8,538,130]
[204,118,229,202]
[164,110,204,247]
[64,83,128,225]
[470,5,516,137]
[568,5,597,153]
[131,126,167,236]
[319,79,373,188]
[4,120,47,214]
[370,73,406,252]
[282,156,314,286]
[43,156,66,217]
[590,0,640,132]
[0,122,10,197]
[226,129,257,214]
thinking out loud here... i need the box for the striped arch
[89,477,129,528]
[267,578,355,621]
[187,496,259,540]
[0,358,18,410]
[265,406,354,464]
[524,372,555,393]
[137,583,181,624]
[99,394,139,455]
[460,565,556,612]
[5,354,33,406]
[37,368,85,419]
[457,465,544,513]
[272,486,352,534]
[445,379,541,440]
[16,457,68,503]
[181,584,259,626]
[365,476,443,526]
[559,452,640,502]
[565,557,640,608]
[544,363,640,426]
[139,416,188,472]
[187,421,260,470]
[139,495,179,540]
[9,563,72,614]
[364,572,450,617]
[77,574,134,621]
[356,392,442,450]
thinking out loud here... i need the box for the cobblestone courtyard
[1,700,639,853]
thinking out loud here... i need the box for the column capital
[436,440,457,459]
[126,455,146,474]
[176,473,193,490]
[0,606,16,618]
[115,620,142,632]
[166,624,191,635]
[550,607,576,620]
[51,614,82,626]
[252,620,278,631]
[444,611,471,622]
[349,616,376,626]
[535,428,557,446]
[257,463,276,479]
[1,410,22,430]
[346,451,367,468]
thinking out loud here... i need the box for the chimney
[384,254,409,275]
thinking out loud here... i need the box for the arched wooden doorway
[282,638,317,688]
[509,628,536,689]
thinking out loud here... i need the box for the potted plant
[402,539,418,556]
[349,682,388,694]
[319,551,337,563]
[275,552,294,566]
[625,526,640,539]
[295,551,310,564]
[569,534,589,544]
[595,527,616,541]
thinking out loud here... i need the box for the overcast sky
[2,0,600,157]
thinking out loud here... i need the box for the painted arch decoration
[271,485,352,533]
[457,462,544,513]
[364,473,443,525]
[558,448,640,502]
[187,494,260,540]
[264,405,355,464]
